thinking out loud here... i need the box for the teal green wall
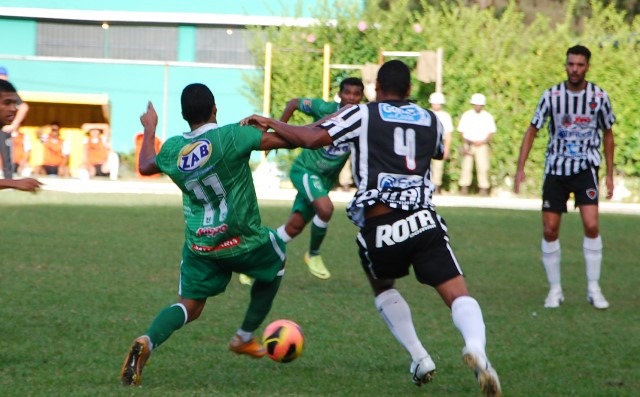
[1,57,259,153]
[177,26,196,62]
[0,19,36,55]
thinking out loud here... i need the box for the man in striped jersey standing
[514,45,615,310]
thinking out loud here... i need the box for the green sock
[241,276,282,332]
[145,304,187,348]
[309,221,328,256]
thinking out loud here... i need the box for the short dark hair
[181,83,216,125]
[567,45,591,62]
[0,79,17,94]
[339,77,364,92]
[376,60,411,96]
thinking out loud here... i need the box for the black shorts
[542,167,599,213]
[93,164,110,177]
[356,208,463,287]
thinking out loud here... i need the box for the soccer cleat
[587,289,610,310]
[304,252,331,279]
[410,355,437,386]
[238,273,254,286]
[544,289,565,308]
[229,335,266,358]
[120,336,152,386]
[462,347,502,397]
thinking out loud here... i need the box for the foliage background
[244,0,640,194]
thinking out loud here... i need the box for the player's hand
[605,174,614,199]
[140,102,158,132]
[513,170,525,194]
[241,114,270,132]
[14,178,43,193]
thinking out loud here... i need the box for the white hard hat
[470,93,486,106]
[429,92,445,104]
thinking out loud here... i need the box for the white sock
[312,214,329,228]
[276,225,292,243]
[583,235,603,292]
[451,296,486,355]
[541,239,562,291]
[375,289,429,362]
[236,329,253,343]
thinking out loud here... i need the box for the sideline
[36,176,640,215]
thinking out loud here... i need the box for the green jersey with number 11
[155,122,268,259]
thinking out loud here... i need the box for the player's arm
[603,127,615,199]
[513,124,539,194]
[279,98,300,123]
[259,131,296,151]
[242,115,332,149]
[0,177,42,192]
[138,102,162,175]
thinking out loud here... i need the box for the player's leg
[356,214,435,386]
[121,244,225,386]
[542,211,564,307]
[574,168,609,309]
[230,230,286,357]
[309,195,333,254]
[540,174,569,308]
[303,174,333,278]
[418,211,501,396]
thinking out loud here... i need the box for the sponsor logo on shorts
[543,200,551,208]
[586,188,598,200]
[375,210,436,247]
[178,139,212,172]
[192,236,241,252]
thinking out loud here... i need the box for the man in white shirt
[457,93,496,195]
[428,92,454,194]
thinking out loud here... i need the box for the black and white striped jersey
[319,100,444,227]
[531,81,615,176]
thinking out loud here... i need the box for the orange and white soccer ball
[262,319,304,363]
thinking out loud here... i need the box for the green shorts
[290,166,333,222]
[179,230,286,300]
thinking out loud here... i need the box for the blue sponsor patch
[177,139,213,172]
[378,103,431,126]
[378,173,423,190]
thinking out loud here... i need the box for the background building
[0,0,322,174]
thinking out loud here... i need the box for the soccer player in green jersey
[276,77,364,279]
[120,83,295,387]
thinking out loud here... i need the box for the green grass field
[1,191,638,396]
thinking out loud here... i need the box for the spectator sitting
[11,129,32,177]
[34,122,70,177]
[80,123,116,179]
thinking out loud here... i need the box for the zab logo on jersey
[177,139,212,172]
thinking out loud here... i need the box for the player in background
[0,66,30,179]
[241,60,501,396]
[514,45,615,310]
[241,77,364,284]
[0,79,41,192]
[120,83,295,386]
